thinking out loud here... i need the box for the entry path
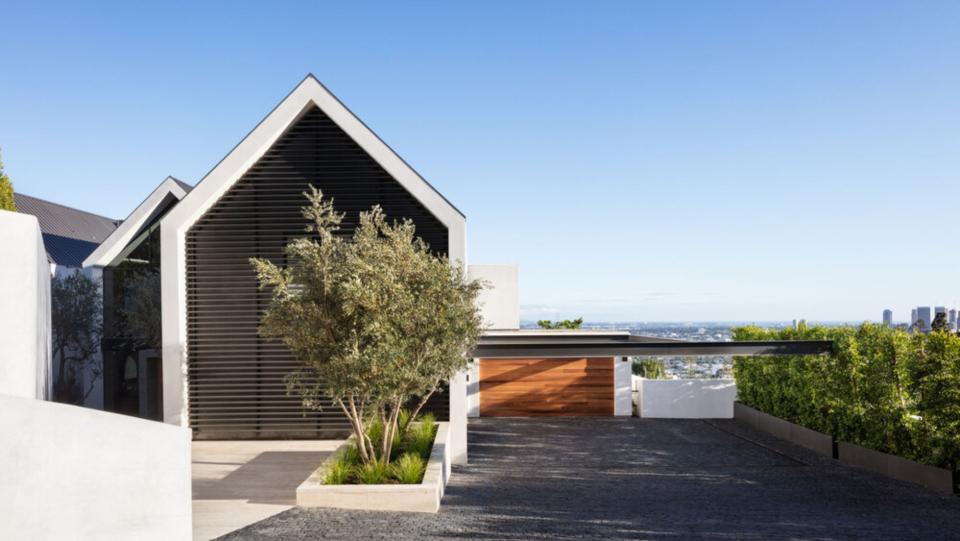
[192,440,342,540]
[221,418,960,540]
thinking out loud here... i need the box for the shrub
[406,413,437,459]
[323,459,353,485]
[632,358,666,378]
[390,453,427,484]
[355,461,390,484]
[733,323,960,471]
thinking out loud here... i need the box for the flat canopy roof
[471,331,832,358]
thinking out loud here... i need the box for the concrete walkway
[221,417,960,540]
[192,440,342,541]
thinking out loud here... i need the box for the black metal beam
[470,340,833,358]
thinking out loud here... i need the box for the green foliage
[323,458,353,485]
[406,413,438,459]
[632,358,666,378]
[251,188,484,466]
[355,461,390,484]
[931,312,950,333]
[390,453,427,484]
[0,149,15,212]
[51,272,103,405]
[537,317,584,329]
[733,323,960,471]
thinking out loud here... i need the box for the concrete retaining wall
[734,402,835,457]
[0,211,51,400]
[635,377,736,418]
[0,394,193,540]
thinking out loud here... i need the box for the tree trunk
[400,381,438,437]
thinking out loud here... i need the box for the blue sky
[2,1,959,322]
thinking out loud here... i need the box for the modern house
[13,76,834,473]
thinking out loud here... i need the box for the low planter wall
[635,377,736,419]
[297,422,452,513]
[837,442,956,494]
[734,402,835,457]
[735,402,958,494]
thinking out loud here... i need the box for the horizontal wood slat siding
[479,358,614,417]
[186,106,449,439]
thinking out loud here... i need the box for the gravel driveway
[220,417,960,540]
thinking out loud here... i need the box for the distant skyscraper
[950,309,957,331]
[917,306,932,332]
[882,309,893,326]
[936,306,946,317]
[911,309,918,327]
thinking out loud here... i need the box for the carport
[467,330,831,418]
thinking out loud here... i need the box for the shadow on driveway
[220,418,960,540]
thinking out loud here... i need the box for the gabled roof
[83,176,190,268]
[14,193,119,267]
[161,74,464,241]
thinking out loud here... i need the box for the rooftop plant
[251,188,483,467]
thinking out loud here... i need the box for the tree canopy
[537,317,584,329]
[0,149,16,212]
[251,187,484,465]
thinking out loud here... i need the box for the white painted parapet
[0,210,51,400]
[635,377,736,418]
[467,265,519,330]
[0,394,192,540]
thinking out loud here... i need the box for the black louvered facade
[186,105,449,439]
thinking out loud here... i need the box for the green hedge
[733,323,960,471]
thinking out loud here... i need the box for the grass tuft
[390,452,426,484]
[355,461,390,484]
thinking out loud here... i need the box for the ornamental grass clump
[390,453,427,484]
[355,461,390,485]
[251,187,483,469]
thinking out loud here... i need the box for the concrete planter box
[837,441,957,494]
[297,422,452,513]
[734,402,835,458]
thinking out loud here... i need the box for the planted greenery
[390,453,427,484]
[733,323,960,472]
[320,411,437,485]
[251,188,483,468]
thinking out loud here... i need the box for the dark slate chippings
[219,417,960,540]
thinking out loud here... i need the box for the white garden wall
[0,394,192,540]
[635,377,736,418]
[0,210,51,399]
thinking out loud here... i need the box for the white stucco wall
[635,377,736,418]
[0,394,192,540]
[466,361,480,418]
[0,210,51,400]
[614,357,632,416]
[467,265,519,330]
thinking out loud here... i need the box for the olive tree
[251,188,483,465]
[51,271,103,405]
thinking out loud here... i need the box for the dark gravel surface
[220,417,960,540]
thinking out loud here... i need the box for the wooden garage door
[479,358,614,416]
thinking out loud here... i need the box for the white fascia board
[82,176,187,268]
[160,75,467,427]
[161,74,465,249]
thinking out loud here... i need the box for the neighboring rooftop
[13,193,120,267]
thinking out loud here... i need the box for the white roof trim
[83,176,188,268]
[160,74,465,240]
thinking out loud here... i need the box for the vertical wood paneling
[479,358,614,417]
